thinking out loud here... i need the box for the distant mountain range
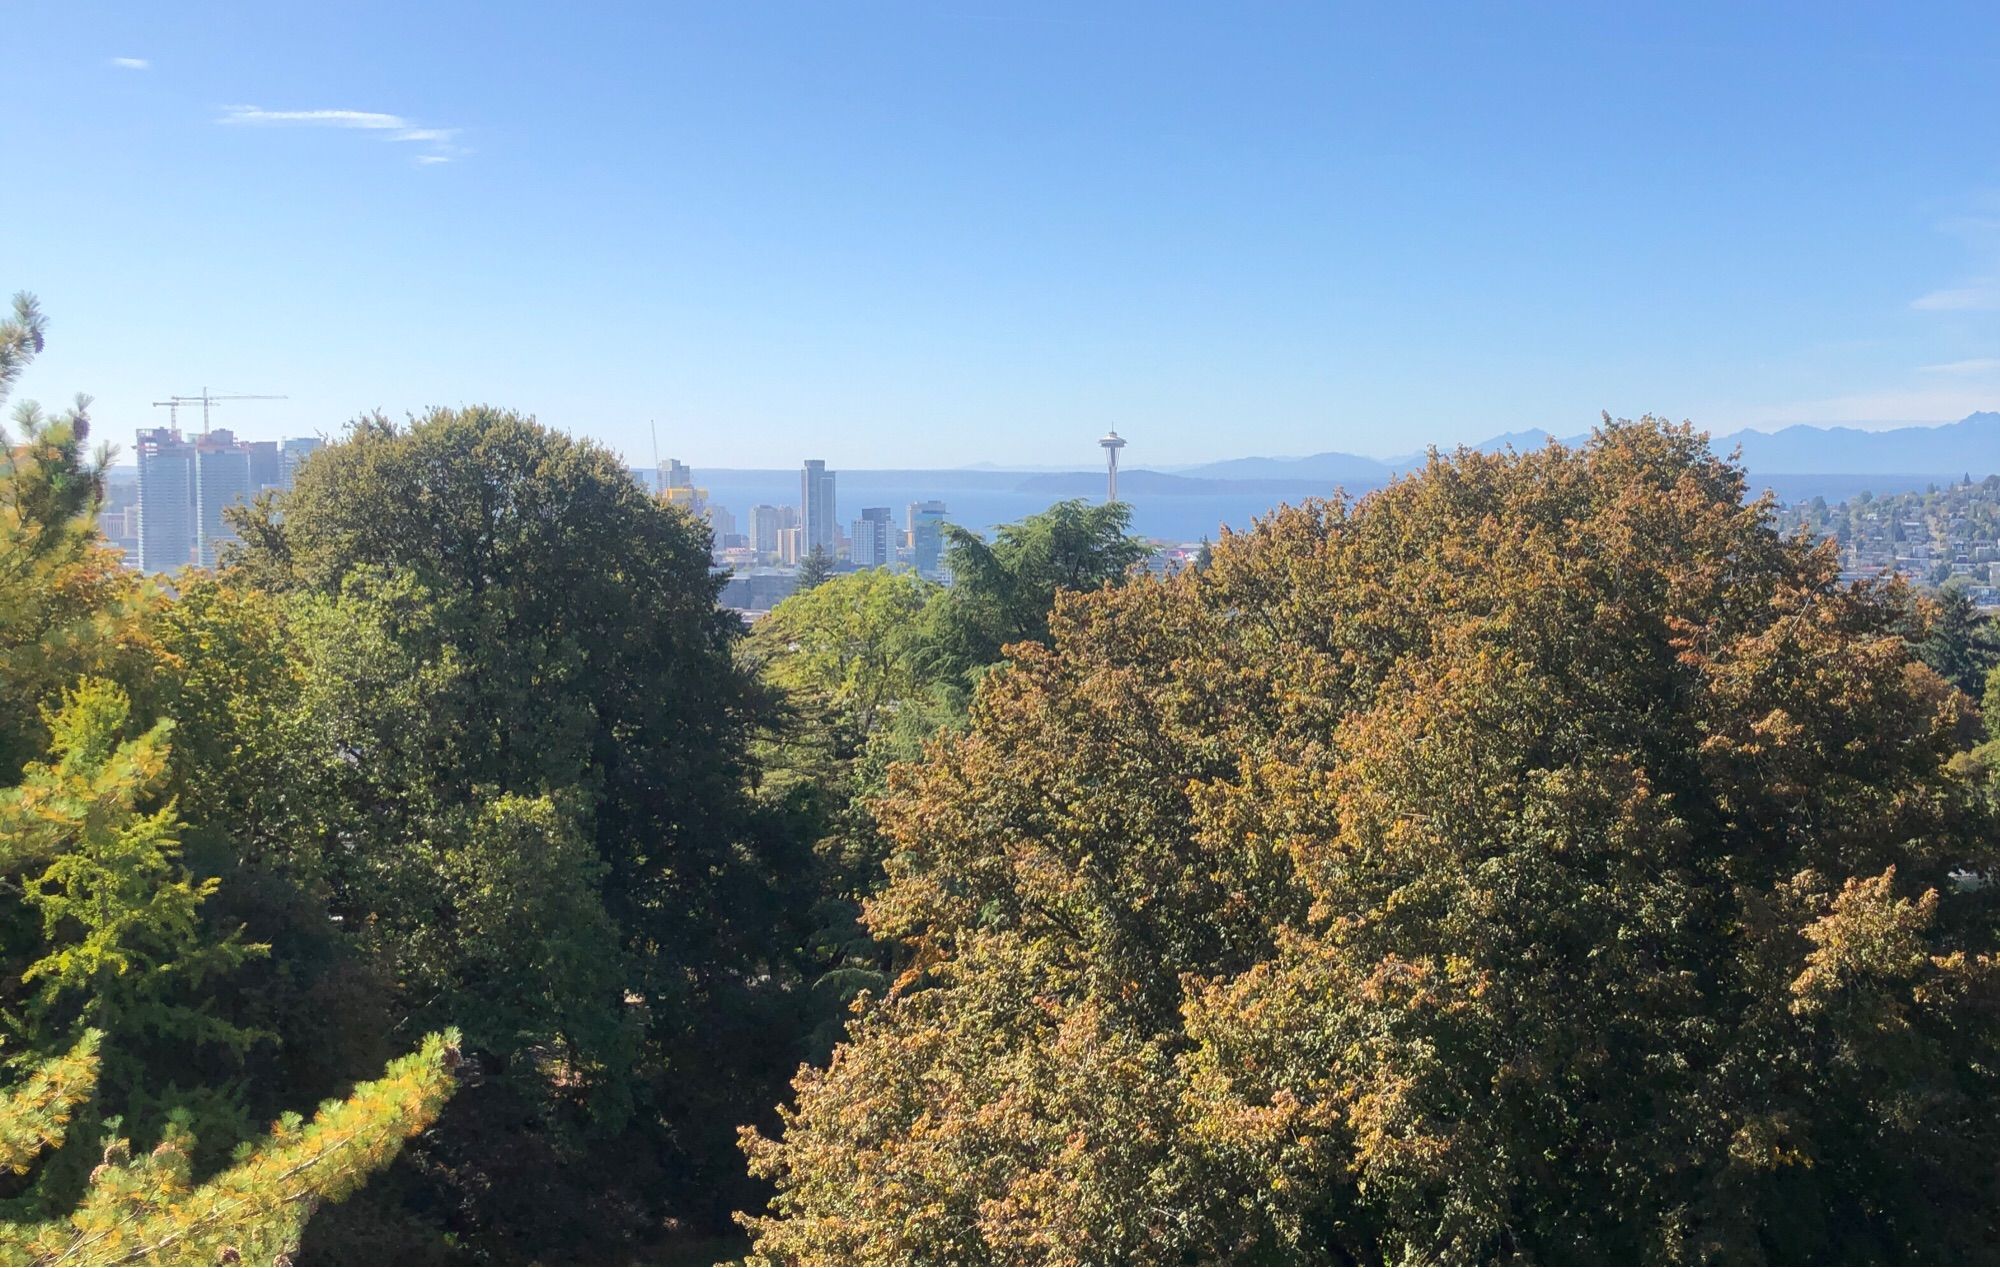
[1171,411,2000,484]
[1711,412,2000,475]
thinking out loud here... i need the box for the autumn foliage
[743,420,2000,1264]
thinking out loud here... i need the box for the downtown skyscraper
[194,430,252,567]
[908,500,949,579]
[135,427,197,573]
[800,459,836,556]
[850,506,893,568]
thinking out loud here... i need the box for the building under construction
[133,425,322,573]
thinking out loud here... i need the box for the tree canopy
[222,405,813,1256]
[19,282,2000,1263]
[743,420,2000,1265]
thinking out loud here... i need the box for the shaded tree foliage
[225,406,812,1259]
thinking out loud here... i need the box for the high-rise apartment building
[850,507,893,568]
[280,436,323,486]
[136,427,196,573]
[247,440,283,491]
[908,500,949,579]
[750,504,794,558]
[137,428,321,573]
[800,459,836,556]
[195,429,253,568]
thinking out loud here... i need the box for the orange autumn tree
[742,419,2000,1264]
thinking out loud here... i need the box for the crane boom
[153,386,290,432]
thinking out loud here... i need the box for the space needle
[1100,430,1127,503]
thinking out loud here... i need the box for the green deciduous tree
[227,406,809,1258]
[748,568,943,733]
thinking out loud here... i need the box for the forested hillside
[10,290,2000,1264]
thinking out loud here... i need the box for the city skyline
[99,407,2000,483]
[7,3,2000,468]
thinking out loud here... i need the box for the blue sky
[4,1,1998,468]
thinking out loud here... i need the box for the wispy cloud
[218,104,465,164]
[1912,192,2000,310]
[109,56,149,70]
[1732,196,2000,428]
[1918,357,2000,375]
[1912,282,2000,311]
[221,106,408,129]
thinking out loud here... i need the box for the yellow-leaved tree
[0,1027,460,1266]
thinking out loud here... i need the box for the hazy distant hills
[1171,452,1394,482]
[1014,468,1344,497]
[1174,432,1560,483]
[1176,412,2000,483]
[1718,412,2000,474]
